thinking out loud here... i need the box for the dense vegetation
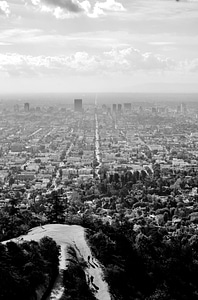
[60,245,96,300]
[0,237,60,300]
[2,163,198,299]
[85,220,198,300]
[0,208,44,242]
[0,189,66,242]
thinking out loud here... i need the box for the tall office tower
[118,104,122,112]
[112,104,117,112]
[74,99,83,112]
[24,102,30,112]
[124,103,131,110]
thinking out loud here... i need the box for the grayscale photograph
[0,0,198,299]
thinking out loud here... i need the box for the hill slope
[3,224,111,300]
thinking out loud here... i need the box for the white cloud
[90,0,126,17]
[179,58,198,72]
[0,47,193,78]
[0,1,10,17]
[104,47,176,71]
[95,0,125,12]
[29,0,126,18]
[0,52,99,76]
[0,42,11,45]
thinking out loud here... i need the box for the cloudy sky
[0,0,198,93]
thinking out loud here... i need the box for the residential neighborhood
[0,98,198,228]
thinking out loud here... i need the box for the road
[95,108,102,177]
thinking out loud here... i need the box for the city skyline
[0,0,198,93]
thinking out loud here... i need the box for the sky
[0,0,198,93]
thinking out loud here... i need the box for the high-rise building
[118,104,122,112]
[74,99,83,112]
[24,102,30,112]
[177,103,187,114]
[112,104,117,112]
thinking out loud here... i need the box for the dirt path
[3,224,111,300]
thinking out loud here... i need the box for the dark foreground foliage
[85,220,198,300]
[0,237,60,300]
[60,245,96,300]
[0,209,44,242]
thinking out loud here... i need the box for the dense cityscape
[1,95,198,299]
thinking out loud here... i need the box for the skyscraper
[74,99,83,112]
[118,104,122,112]
[24,102,30,112]
[177,103,187,114]
[112,104,116,112]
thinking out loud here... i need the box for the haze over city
[0,0,198,93]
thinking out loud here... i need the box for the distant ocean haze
[0,92,198,107]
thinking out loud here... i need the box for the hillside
[3,224,111,300]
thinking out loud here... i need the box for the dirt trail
[3,224,111,300]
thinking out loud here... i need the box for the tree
[140,169,147,181]
[47,191,65,223]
